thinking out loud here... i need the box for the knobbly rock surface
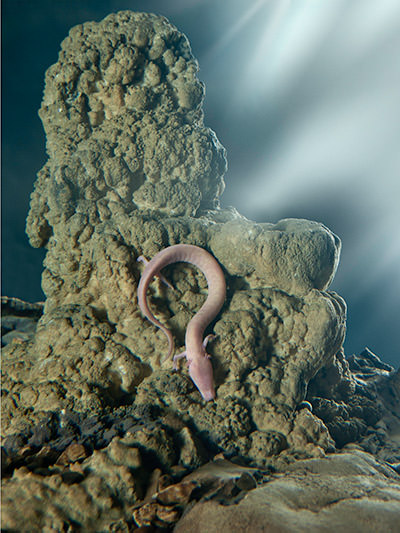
[1,10,399,533]
[1,296,43,346]
[175,451,400,533]
[4,10,346,460]
[308,348,400,465]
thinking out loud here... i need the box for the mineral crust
[2,10,398,533]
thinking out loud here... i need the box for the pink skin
[137,244,226,401]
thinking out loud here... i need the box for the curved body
[137,244,226,401]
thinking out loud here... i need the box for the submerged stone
[2,9,398,533]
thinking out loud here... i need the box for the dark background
[2,0,399,367]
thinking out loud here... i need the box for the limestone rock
[7,15,397,533]
[1,434,144,532]
[1,296,43,347]
[2,9,399,532]
[132,477,198,529]
[209,217,341,295]
[174,451,400,533]
[307,348,400,463]
[26,10,227,247]
[2,10,349,468]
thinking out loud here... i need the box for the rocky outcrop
[307,348,400,464]
[0,10,345,464]
[26,10,226,247]
[175,451,400,533]
[1,10,398,533]
[1,296,43,346]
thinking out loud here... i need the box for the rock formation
[175,451,400,533]
[1,11,399,532]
